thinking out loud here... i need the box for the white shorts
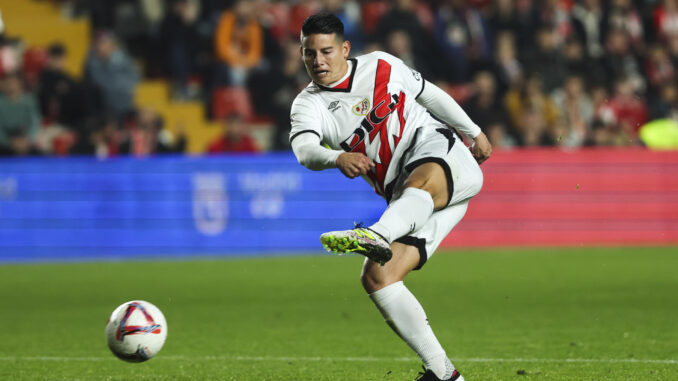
[388,126,483,269]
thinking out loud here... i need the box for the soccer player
[289,13,491,381]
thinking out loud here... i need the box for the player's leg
[368,161,450,242]
[320,162,449,264]
[362,237,465,381]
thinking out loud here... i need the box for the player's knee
[403,178,442,205]
[360,268,396,293]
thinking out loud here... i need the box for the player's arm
[416,80,492,164]
[291,133,374,178]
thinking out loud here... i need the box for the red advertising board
[442,148,678,247]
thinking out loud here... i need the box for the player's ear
[342,40,351,59]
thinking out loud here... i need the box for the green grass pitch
[1,247,677,380]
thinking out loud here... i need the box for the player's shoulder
[293,82,322,103]
[291,82,326,113]
[355,50,403,65]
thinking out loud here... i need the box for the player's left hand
[471,132,492,164]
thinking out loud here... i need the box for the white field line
[0,355,675,365]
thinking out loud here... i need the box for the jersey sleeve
[377,52,425,99]
[289,93,323,143]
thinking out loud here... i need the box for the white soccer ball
[105,300,167,362]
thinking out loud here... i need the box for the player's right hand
[471,132,492,164]
[336,152,375,178]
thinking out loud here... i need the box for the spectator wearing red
[654,0,678,40]
[607,77,648,135]
[207,114,258,153]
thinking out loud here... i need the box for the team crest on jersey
[352,98,370,116]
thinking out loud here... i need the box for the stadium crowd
[1,0,678,156]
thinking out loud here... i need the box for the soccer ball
[105,300,167,362]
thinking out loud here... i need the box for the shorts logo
[328,101,341,112]
[352,98,370,116]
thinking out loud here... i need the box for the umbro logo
[328,101,341,112]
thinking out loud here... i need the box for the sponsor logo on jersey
[340,60,407,195]
[327,101,341,112]
[352,98,370,116]
[410,68,421,81]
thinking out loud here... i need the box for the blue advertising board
[0,154,385,262]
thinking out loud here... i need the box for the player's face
[300,33,351,86]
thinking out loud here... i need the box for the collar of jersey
[314,58,358,93]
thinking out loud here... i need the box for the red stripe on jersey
[369,60,406,195]
[340,59,406,197]
[373,60,391,106]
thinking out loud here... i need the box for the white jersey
[290,51,443,197]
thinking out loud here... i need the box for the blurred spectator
[214,0,265,86]
[605,76,648,144]
[649,83,678,120]
[69,116,122,158]
[0,33,20,78]
[119,107,186,156]
[551,74,594,147]
[248,39,313,151]
[464,70,515,148]
[587,119,614,146]
[601,27,644,92]
[536,0,573,44]
[464,71,515,148]
[375,0,437,79]
[667,33,678,66]
[591,83,616,126]
[434,0,493,82]
[523,24,567,93]
[563,37,605,85]
[487,0,537,51]
[604,0,644,52]
[376,0,428,45]
[0,72,41,155]
[572,0,605,59]
[384,30,434,80]
[288,0,323,41]
[37,43,85,128]
[653,0,678,41]
[505,74,560,146]
[493,31,523,94]
[84,31,140,120]
[644,44,676,94]
[207,114,259,153]
[160,0,201,100]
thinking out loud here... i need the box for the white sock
[369,281,458,380]
[369,187,434,242]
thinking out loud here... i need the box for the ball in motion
[105,300,167,362]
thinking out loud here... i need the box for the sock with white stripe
[369,281,459,380]
[369,187,434,243]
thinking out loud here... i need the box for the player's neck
[326,60,352,88]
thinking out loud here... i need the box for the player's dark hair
[301,12,344,40]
